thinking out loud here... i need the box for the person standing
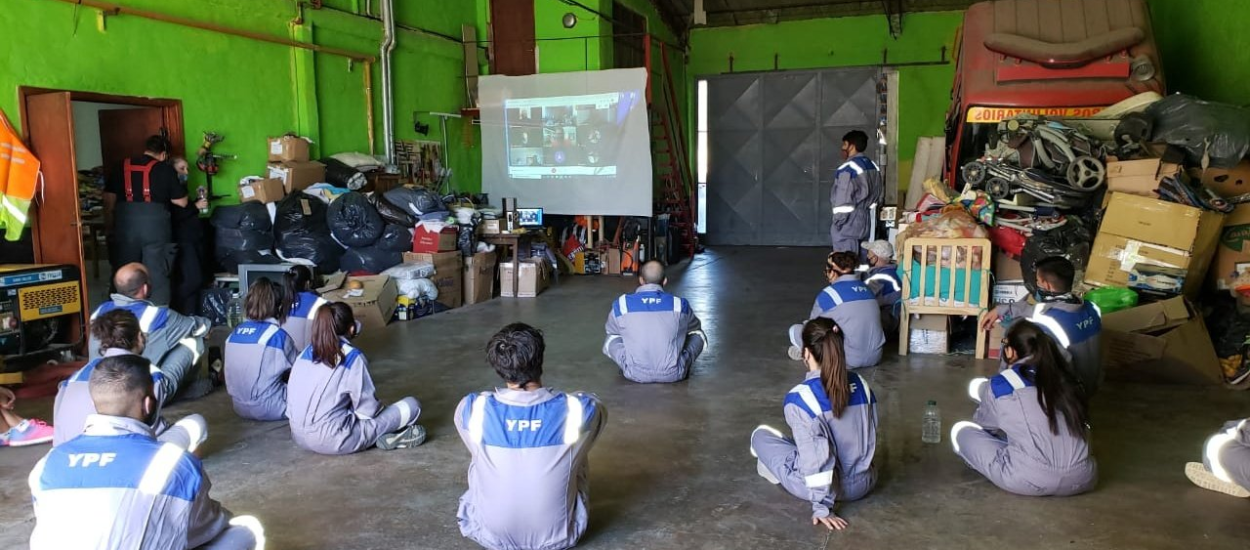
[169,157,209,316]
[104,135,186,306]
[829,130,882,254]
[603,261,707,383]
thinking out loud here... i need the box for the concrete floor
[1,247,1247,549]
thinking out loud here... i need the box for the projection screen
[480,68,653,216]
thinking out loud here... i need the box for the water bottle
[226,292,243,328]
[922,400,942,444]
[197,186,209,215]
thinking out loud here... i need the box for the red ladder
[646,39,696,261]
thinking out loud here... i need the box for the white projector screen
[480,68,653,216]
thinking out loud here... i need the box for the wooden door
[490,0,536,75]
[98,107,165,181]
[23,92,86,344]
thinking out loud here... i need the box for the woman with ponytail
[286,302,427,454]
[952,320,1097,496]
[280,265,327,353]
[750,318,878,531]
[224,277,298,421]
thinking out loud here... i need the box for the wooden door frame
[18,87,185,158]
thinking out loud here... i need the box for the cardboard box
[268,160,325,193]
[1084,193,1224,297]
[994,249,1023,281]
[481,219,502,235]
[907,314,949,355]
[1209,203,1250,290]
[604,248,622,276]
[463,251,498,305]
[317,274,398,331]
[268,135,310,162]
[412,222,458,253]
[1101,296,1222,385]
[500,259,552,298]
[404,251,462,308]
[993,281,1028,305]
[1194,160,1250,198]
[238,178,285,204]
[1103,158,1181,205]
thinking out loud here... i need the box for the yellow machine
[0,265,82,375]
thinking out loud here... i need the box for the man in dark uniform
[170,157,207,316]
[104,135,186,306]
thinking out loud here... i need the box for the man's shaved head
[114,263,149,299]
[89,354,155,420]
[640,261,666,285]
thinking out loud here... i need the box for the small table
[480,231,536,295]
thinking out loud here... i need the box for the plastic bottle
[226,293,243,328]
[396,302,409,322]
[922,400,942,444]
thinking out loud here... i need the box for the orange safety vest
[0,108,41,241]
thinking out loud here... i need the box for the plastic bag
[897,207,988,245]
[376,224,414,253]
[1020,217,1093,294]
[385,186,447,217]
[213,228,274,252]
[340,246,403,274]
[397,277,439,300]
[327,192,384,247]
[321,157,368,190]
[367,192,416,227]
[1147,94,1250,169]
[274,193,343,272]
[1082,286,1138,315]
[458,224,476,257]
[210,203,271,232]
[381,261,434,280]
[275,193,327,233]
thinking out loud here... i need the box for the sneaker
[1225,359,1250,386]
[757,460,780,485]
[6,419,54,447]
[1185,462,1250,498]
[787,346,804,361]
[377,424,427,450]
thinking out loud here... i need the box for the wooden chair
[898,237,993,358]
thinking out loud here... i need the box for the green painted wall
[0,0,482,203]
[1149,0,1250,105]
[688,11,962,190]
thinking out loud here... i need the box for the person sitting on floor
[951,320,1097,497]
[788,252,884,368]
[225,277,298,421]
[281,265,327,353]
[90,262,213,403]
[29,354,264,549]
[1185,418,1250,498]
[861,240,902,335]
[979,256,1103,396]
[751,318,878,531]
[0,386,53,448]
[603,260,707,383]
[286,302,426,454]
[53,309,207,451]
[456,323,607,550]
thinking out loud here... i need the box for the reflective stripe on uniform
[564,394,585,445]
[1,196,28,224]
[467,392,490,444]
[138,307,161,333]
[394,399,414,427]
[1000,369,1027,391]
[617,295,629,315]
[839,160,865,175]
[950,421,983,454]
[750,425,785,458]
[672,298,683,313]
[137,444,185,495]
[1207,426,1241,483]
[968,378,988,403]
[821,286,843,306]
[832,205,855,214]
[1029,303,1071,347]
[258,324,280,347]
[804,470,834,488]
[865,273,900,292]
[792,384,823,417]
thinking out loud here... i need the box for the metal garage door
[704,68,880,246]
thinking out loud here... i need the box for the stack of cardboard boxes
[257,136,324,202]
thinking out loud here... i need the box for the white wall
[71,101,132,170]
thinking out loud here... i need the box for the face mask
[178,173,189,184]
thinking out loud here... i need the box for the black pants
[111,204,174,306]
[171,239,205,316]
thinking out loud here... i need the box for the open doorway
[17,88,183,345]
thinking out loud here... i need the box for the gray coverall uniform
[286,339,421,455]
[830,153,883,253]
[998,297,1103,395]
[89,295,210,404]
[953,364,1098,496]
[51,348,207,451]
[224,319,298,421]
[455,387,606,550]
[281,291,328,354]
[603,283,707,383]
[750,370,878,519]
[29,414,259,549]
[789,275,885,369]
[1202,418,1250,491]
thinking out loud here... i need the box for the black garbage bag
[213,227,274,252]
[384,186,447,218]
[367,192,416,227]
[327,192,384,247]
[1020,217,1093,295]
[322,157,368,190]
[274,193,326,233]
[376,224,413,252]
[457,224,477,257]
[1147,94,1250,169]
[198,288,232,327]
[340,245,403,274]
[210,202,271,232]
[274,193,344,272]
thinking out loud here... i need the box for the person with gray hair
[29,354,264,549]
[603,260,707,383]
